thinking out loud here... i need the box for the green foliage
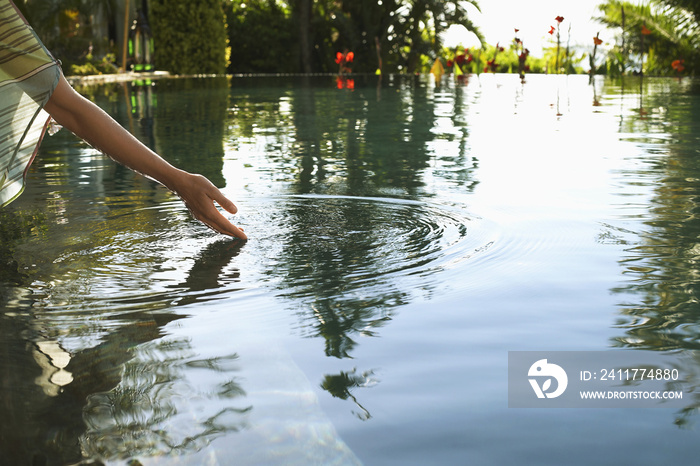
[224,0,296,73]
[284,0,482,74]
[541,45,586,74]
[595,0,700,75]
[150,0,229,75]
[18,0,117,73]
[438,42,572,76]
[70,53,119,76]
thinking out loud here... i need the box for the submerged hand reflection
[0,232,247,464]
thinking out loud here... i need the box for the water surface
[2,73,700,464]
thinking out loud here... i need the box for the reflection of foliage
[277,199,405,358]
[82,339,250,460]
[0,209,47,285]
[597,78,700,424]
[307,299,394,358]
[669,353,700,428]
[153,77,229,188]
[322,368,378,420]
[288,78,437,196]
[609,79,700,351]
[225,76,478,197]
[233,77,476,359]
[2,180,249,463]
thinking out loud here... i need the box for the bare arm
[43,75,246,239]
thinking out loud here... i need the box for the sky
[443,0,615,56]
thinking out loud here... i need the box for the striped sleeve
[0,0,61,207]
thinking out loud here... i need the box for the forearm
[42,75,246,239]
[44,76,184,191]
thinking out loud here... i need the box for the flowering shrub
[336,50,354,74]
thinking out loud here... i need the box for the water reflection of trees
[255,77,479,417]
[322,368,377,421]
[153,77,230,187]
[605,78,700,422]
[0,235,249,464]
[1,75,484,456]
[0,77,253,464]
[227,75,478,197]
[229,76,477,418]
[288,76,437,196]
[271,198,405,358]
[608,78,700,351]
[264,78,436,358]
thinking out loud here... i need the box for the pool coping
[65,71,172,86]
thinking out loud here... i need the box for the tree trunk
[298,0,312,73]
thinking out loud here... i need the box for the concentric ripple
[5,194,499,329]
[238,194,497,303]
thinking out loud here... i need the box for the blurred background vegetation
[12,0,700,76]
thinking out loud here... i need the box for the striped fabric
[0,0,60,207]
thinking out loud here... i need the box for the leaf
[542,378,552,392]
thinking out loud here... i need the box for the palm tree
[596,0,700,75]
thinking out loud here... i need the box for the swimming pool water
[1,73,700,464]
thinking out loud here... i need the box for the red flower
[336,51,354,64]
[455,54,466,65]
[548,26,555,35]
[514,28,519,33]
[641,25,652,35]
[672,59,685,72]
[555,16,564,23]
[447,59,454,68]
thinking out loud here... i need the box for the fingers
[205,186,247,240]
[213,190,238,215]
[194,208,247,239]
[176,173,247,240]
[197,202,248,240]
[200,187,248,240]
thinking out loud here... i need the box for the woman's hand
[170,171,247,239]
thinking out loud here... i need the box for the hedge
[150,0,228,75]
